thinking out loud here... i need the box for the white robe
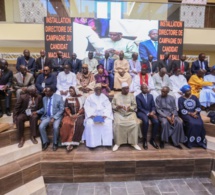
[130,74,159,100]
[153,73,175,98]
[56,71,77,101]
[83,93,113,147]
[170,74,188,108]
[200,74,215,107]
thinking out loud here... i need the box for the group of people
[0,49,214,152]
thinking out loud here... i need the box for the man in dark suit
[33,87,64,151]
[139,29,158,61]
[99,51,114,90]
[146,55,158,75]
[66,53,82,74]
[191,53,210,74]
[136,84,159,150]
[16,49,36,73]
[35,50,52,75]
[0,59,13,117]
[158,52,173,75]
[172,55,191,80]
[35,66,57,95]
[13,88,42,148]
[52,51,67,75]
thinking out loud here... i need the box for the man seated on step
[156,86,185,149]
[13,88,42,148]
[112,82,141,151]
[0,59,13,117]
[33,87,64,151]
[136,84,159,150]
[13,65,35,100]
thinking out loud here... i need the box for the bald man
[13,65,35,99]
[35,50,53,75]
[16,49,36,73]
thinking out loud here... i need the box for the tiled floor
[46,178,215,195]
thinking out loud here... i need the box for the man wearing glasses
[103,21,137,60]
[35,66,57,95]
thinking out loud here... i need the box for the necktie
[144,94,147,103]
[47,97,52,117]
[23,75,25,83]
[181,61,184,73]
[105,59,108,70]
[41,58,44,69]
[154,41,158,51]
[201,61,204,69]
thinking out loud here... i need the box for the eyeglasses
[43,70,49,72]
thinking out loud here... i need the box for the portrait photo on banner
[73,18,159,60]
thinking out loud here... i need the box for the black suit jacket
[35,57,53,71]
[136,93,156,117]
[158,59,173,74]
[0,69,13,87]
[172,60,190,75]
[16,56,36,72]
[191,60,210,74]
[146,61,158,73]
[52,58,67,72]
[66,58,82,74]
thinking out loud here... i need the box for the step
[0,139,42,167]
[205,123,215,137]
[5,176,46,195]
[206,135,215,151]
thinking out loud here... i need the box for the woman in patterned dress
[178,85,206,149]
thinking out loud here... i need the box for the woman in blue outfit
[178,85,207,149]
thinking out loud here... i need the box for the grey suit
[37,94,64,144]
[13,72,35,99]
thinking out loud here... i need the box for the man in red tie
[172,55,191,80]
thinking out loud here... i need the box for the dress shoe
[143,140,148,150]
[66,145,73,152]
[132,144,141,151]
[18,138,25,148]
[5,108,11,116]
[112,144,120,152]
[30,136,38,144]
[160,141,165,149]
[42,142,50,151]
[0,110,3,118]
[53,144,58,151]
[150,139,159,149]
[174,144,183,150]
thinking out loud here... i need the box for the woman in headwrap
[94,64,110,96]
[60,86,85,151]
[178,85,206,149]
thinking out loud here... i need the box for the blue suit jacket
[191,60,210,74]
[16,56,36,72]
[37,94,64,120]
[136,93,156,117]
[99,58,114,73]
[139,40,157,61]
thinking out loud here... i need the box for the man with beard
[16,49,36,73]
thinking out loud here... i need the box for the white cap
[121,82,129,88]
